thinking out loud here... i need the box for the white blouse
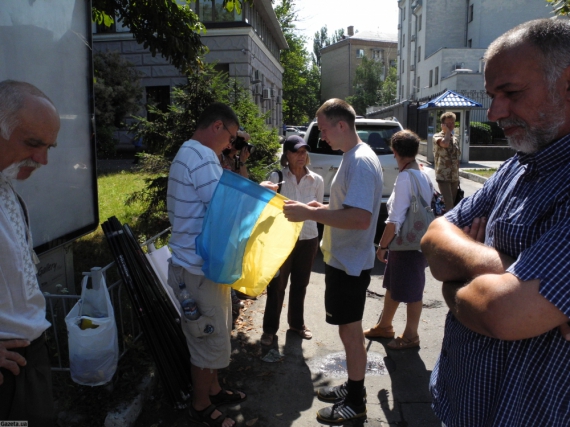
[386,169,434,235]
[269,167,324,240]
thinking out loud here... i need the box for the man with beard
[421,19,570,427]
[0,80,60,425]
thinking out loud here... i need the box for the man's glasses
[222,123,237,144]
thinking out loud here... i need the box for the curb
[459,170,488,184]
[104,370,157,427]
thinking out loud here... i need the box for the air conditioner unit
[251,69,263,83]
[262,88,271,100]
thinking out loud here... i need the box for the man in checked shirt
[422,19,570,427]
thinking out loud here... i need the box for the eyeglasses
[222,123,237,145]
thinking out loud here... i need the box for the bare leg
[339,321,367,381]
[402,300,423,339]
[191,365,235,427]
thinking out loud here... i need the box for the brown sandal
[387,335,420,350]
[364,325,395,339]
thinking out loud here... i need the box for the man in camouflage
[433,111,461,209]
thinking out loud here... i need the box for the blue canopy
[418,90,483,109]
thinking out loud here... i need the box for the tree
[378,66,398,107]
[312,26,345,68]
[346,56,385,115]
[128,65,280,236]
[275,0,320,124]
[92,1,252,71]
[545,0,570,15]
[93,51,143,158]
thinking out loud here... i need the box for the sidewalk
[417,153,503,184]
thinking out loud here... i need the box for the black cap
[283,135,310,152]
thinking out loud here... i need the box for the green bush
[484,121,505,141]
[470,121,492,144]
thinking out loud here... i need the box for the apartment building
[397,0,554,104]
[320,26,398,101]
[93,0,287,145]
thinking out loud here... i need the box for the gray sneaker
[317,382,367,402]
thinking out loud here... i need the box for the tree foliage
[93,51,143,158]
[346,56,385,115]
[545,0,570,15]
[378,66,398,107]
[275,0,321,124]
[128,65,280,235]
[312,25,345,67]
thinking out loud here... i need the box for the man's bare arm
[283,200,371,230]
[443,275,569,340]
[421,217,505,282]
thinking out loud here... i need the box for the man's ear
[564,65,570,102]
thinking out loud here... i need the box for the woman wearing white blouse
[259,135,324,347]
[364,130,432,350]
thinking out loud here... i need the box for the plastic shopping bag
[65,268,119,386]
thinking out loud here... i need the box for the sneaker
[317,382,367,402]
[316,398,367,423]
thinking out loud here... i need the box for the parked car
[304,117,404,241]
[285,126,305,138]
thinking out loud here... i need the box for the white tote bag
[65,270,119,386]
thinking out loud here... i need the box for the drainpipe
[348,38,352,97]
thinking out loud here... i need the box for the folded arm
[422,217,569,340]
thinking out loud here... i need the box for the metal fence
[44,230,170,372]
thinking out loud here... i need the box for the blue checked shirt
[431,134,570,427]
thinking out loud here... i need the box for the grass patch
[72,170,151,290]
[464,168,497,178]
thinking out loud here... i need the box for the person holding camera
[219,130,253,178]
[433,112,461,210]
[259,135,324,346]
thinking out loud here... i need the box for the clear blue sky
[294,0,400,53]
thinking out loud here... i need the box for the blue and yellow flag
[196,170,302,297]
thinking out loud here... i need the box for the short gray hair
[0,80,53,139]
[484,19,570,88]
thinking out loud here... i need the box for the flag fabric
[196,170,302,297]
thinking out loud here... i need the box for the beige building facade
[320,28,398,102]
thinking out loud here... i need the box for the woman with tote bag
[364,130,433,350]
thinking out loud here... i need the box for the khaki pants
[437,180,459,210]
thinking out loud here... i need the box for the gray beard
[1,159,41,180]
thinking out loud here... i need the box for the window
[402,34,405,47]
[418,14,422,31]
[468,39,472,48]
[356,49,365,59]
[435,66,439,85]
[469,4,474,22]
[417,77,420,92]
[417,46,421,62]
[429,70,433,87]
[402,59,405,74]
[196,0,242,23]
[403,6,406,20]
[146,86,170,122]
[372,49,382,61]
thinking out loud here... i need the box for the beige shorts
[168,262,232,370]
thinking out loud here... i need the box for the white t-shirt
[0,172,50,340]
[321,143,383,276]
[167,139,223,275]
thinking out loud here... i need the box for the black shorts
[324,264,371,325]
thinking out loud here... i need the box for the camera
[233,136,255,154]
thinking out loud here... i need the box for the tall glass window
[196,0,243,22]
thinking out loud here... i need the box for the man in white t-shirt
[0,80,60,425]
[284,98,383,423]
[167,102,246,427]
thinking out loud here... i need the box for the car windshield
[306,124,398,155]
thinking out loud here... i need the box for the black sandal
[189,404,231,426]
[210,388,247,407]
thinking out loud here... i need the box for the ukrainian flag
[196,170,302,297]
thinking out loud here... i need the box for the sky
[293,1,400,53]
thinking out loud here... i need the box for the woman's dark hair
[390,130,420,158]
